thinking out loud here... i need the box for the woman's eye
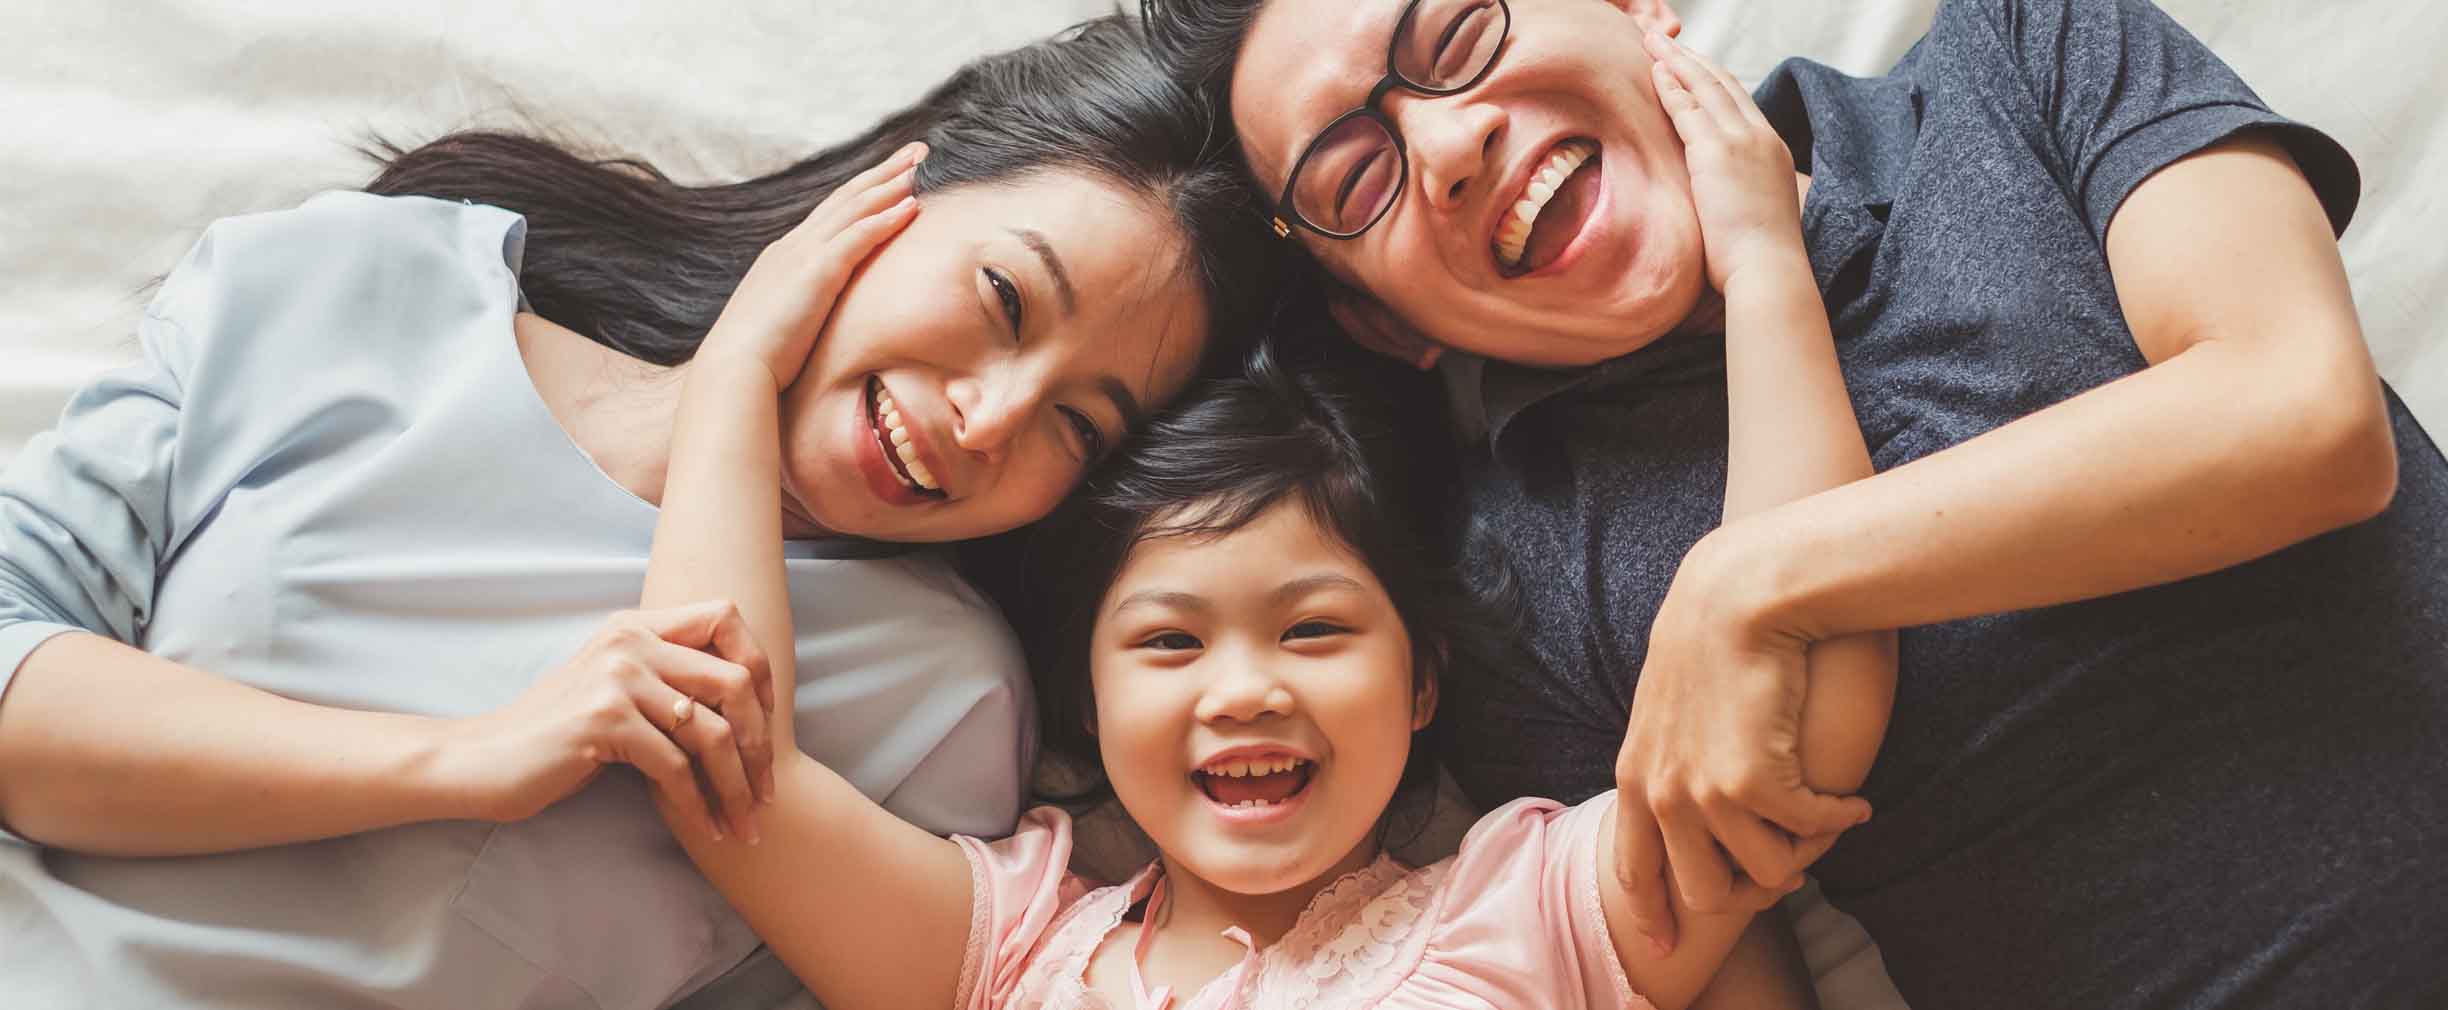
[1283,620,1346,642]
[1142,632,1202,651]
[985,267,1024,333]
[1060,406,1107,460]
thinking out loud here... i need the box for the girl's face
[1091,500,1435,896]
[1229,0,1706,367]
[778,170,1209,543]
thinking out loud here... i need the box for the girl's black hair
[366,14,1278,374]
[1139,0,1269,121]
[979,303,1524,832]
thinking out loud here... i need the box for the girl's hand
[700,142,928,389]
[1644,32,1806,294]
[439,601,777,844]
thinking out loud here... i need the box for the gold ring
[671,696,697,730]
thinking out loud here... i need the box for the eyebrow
[1108,573,1369,618]
[1098,374,1146,435]
[1009,228,1077,318]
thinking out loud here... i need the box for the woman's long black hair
[366,14,1278,371]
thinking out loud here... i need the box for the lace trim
[1250,857,1441,1008]
[953,842,993,1010]
[1575,836,1653,1009]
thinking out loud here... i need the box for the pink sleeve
[1428,791,1654,1009]
[949,807,1090,1010]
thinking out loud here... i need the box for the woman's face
[1090,501,1434,896]
[777,170,1208,542]
[1231,0,1706,367]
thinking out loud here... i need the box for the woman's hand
[1645,31,1807,294]
[439,601,776,843]
[1611,530,1871,952]
[699,141,928,389]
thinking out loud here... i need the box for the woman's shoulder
[150,191,527,337]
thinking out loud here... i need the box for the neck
[514,312,822,532]
[1149,830,1385,950]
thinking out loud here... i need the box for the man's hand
[1613,533,1871,954]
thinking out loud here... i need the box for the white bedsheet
[4,3,2441,1009]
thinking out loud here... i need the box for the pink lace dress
[950,793,1655,1010]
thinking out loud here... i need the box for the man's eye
[1283,621,1347,641]
[985,268,1023,332]
[1142,632,1202,651]
[1336,148,1395,224]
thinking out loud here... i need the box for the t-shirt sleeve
[1428,792,1655,1009]
[1974,0,2359,243]
[949,807,1089,1010]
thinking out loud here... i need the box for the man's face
[1232,0,1710,367]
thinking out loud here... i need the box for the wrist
[1687,518,1813,646]
[1717,241,1814,302]
[412,714,511,823]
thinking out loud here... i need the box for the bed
[4,3,2440,1008]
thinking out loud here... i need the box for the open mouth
[1192,754,1316,811]
[1495,138,1602,277]
[866,376,945,500]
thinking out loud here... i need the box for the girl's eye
[985,267,1024,333]
[1061,406,1107,460]
[1141,631,1202,651]
[1283,620,1346,641]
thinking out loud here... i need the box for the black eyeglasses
[1270,0,1511,241]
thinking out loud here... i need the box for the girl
[0,17,1272,1009]
[636,23,1888,1007]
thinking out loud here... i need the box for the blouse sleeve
[1427,791,1654,1009]
[0,289,204,707]
[949,807,1090,1010]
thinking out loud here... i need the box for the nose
[1390,93,1503,214]
[1193,646,1296,725]
[944,360,1048,464]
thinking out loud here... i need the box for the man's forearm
[1716,333,2396,641]
[0,632,467,855]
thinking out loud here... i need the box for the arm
[1592,33,1893,1001]
[1713,133,2390,639]
[639,144,977,1010]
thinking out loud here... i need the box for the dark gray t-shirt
[1440,1,2448,1006]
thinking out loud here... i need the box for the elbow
[2293,372,2399,530]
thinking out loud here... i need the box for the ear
[1325,290,1448,371]
[1615,0,1683,38]
[1411,652,1442,732]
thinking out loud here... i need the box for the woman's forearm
[1721,334,2395,642]
[1719,251,1894,793]
[0,632,465,855]
[640,356,798,750]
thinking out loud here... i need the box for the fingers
[1643,31,1753,126]
[1702,798,1808,892]
[1754,784,1873,840]
[1612,793,1680,955]
[790,141,927,242]
[634,674,762,845]
[1658,794,1738,914]
[608,710,726,842]
[634,602,774,713]
[643,636,774,807]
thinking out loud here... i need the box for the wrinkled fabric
[0,192,1033,1010]
[1439,1,2448,1007]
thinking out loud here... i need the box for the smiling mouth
[1495,138,1602,276]
[1192,756,1315,810]
[866,377,945,500]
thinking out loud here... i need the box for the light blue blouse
[0,192,1031,1009]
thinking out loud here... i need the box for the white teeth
[1201,756,1309,777]
[1494,140,1598,270]
[870,382,941,493]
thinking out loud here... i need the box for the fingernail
[746,814,762,846]
[711,826,726,842]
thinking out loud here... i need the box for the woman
[1143,0,2448,1006]
[0,16,1274,1009]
